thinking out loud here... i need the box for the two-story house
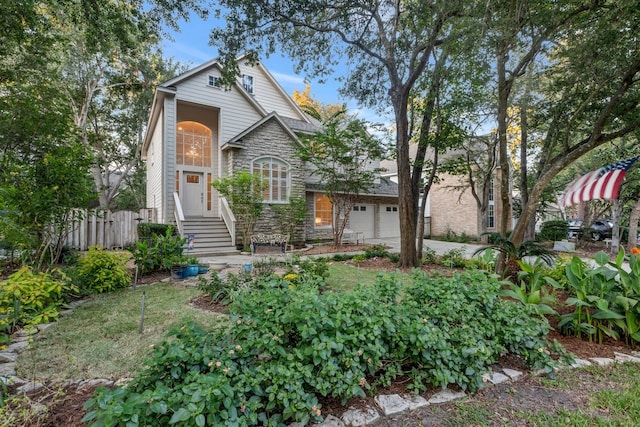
[142,56,399,254]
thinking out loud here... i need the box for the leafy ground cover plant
[84,270,567,426]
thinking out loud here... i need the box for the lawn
[16,282,226,381]
[16,263,386,380]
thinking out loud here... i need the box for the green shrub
[439,248,467,268]
[131,226,186,275]
[558,250,640,346]
[85,270,566,426]
[364,244,389,259]
[539,220,568,242]
[421,247,438,264]
[75,247,131,294]
[137,223,177,241]
[0,267,73,333]
[197,270,254,305]
[388,252,400,263]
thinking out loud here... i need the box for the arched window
[176,121,212,167]
[252,157,289,203]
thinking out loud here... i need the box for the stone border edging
[304,351,640,427]
[4,298,640,427]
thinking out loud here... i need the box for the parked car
[567,219,613,241]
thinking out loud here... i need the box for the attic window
[242,74,254,94]
[208,75,221,88]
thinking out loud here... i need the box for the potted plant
[186,257,199,277]
[197,263,209,274]
[170,255,189,280]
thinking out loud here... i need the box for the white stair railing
[173,192,185,236]
[219,196,236,247]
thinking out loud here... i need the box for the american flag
[561,155,640,207]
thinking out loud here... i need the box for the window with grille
[252,157,289,203]
[314,194,332,227]
[176,121,212,167]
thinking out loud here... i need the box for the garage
[379,204,401,238]
[349,204,375,238]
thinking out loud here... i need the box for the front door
[182,172,203,216]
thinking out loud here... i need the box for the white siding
[237,62,305,121]
[146,113,164,221]
[164,97,177,223]
[174,69,263,144]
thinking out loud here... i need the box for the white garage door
[350,204,375,238]
[380,205,400,238]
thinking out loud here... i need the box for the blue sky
[159,12,389,126]
[161,13,345,106]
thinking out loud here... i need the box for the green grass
[325,263,384,291]
[325,263,410,291]
[16,283,225,381]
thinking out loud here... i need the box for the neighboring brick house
[142,56,399,253]
[381,145,512,240]
[429,168,511,239]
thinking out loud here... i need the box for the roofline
[228,112,302,146]
[306,188,398,198]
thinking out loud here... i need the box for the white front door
[182,172,204,216]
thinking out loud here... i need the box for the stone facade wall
[229,119,307,244]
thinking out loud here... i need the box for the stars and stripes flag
[561,155,640,207]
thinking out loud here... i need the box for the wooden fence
[63,208,157,251]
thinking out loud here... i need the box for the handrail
[172,192,185,236]
[219,196,236,247]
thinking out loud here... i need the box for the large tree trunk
[497,50,512,238]
[394,98,419,267]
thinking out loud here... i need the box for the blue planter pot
[187,264,199,277]
[197,265,209,274]
[171,266,189,280]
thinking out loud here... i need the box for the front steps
[180,218,239,256]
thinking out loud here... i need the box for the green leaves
[83,268,564,425]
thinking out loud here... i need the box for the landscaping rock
[570,358,592,368]
[427,389,466,404]
[36,323,54,332]
[614,352,640,363]
[590,357,615,366]
[17,381,44,394]
[341,405,380,426]
[1,375,27,386]
[483,371,510,385]
[375,394,412,416]
[403,394,429,410]
[0,351,18,363]
[314,414,346,426]
[502,368,523,380]
[0,362,16,377]
[6,340,29,353]
[13,327,38,337]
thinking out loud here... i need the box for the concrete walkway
[198,237,484,267]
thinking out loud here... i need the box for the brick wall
[430,173,479,238]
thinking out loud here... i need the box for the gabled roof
[142,55,315,156]
[221,112,302,151]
